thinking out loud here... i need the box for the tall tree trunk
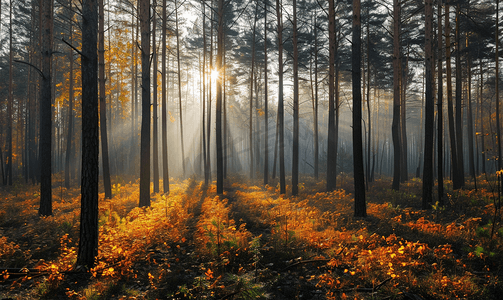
[7,0,13,186]
[496,0,501,170]
[276,0,285,194]
[175,0,186,177]
[326,0,337,191]
[216,0,224,194]
[162,0,169,194]
[391,0,401,190]
[292,0,299,195]
[437,0,444,204]
[480,60,486,174]
[264,0,269,185]
[153,1,159,193]
[313,13,319,181]
[400,46,409,182]
[455,4,465,185]
[422,0,434,208]
[202,0,208,184]
[139,0,151,207]
[207,5,213,183]
[39,0,53,215]
[466,34,477,189]
[78,0,99,268]
[366,6,372,185]
[65,1,74,189]
[99,0,112,199]
[249,2,258,179]
[445,2,461,189]
[353,0,366,217]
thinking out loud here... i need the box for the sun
[210,69,219,81]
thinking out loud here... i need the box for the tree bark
[216,0,224,194]
[437,0,444,204]
[292,0,299,195]
[353,0,366,217]
[496,0,501,170]
[445,2,461,189]
[78,0,99,268]
[391,0,401,191]
[7,0,13,186]
[39,0,53,216]
[455,4,465,185]
[175,0,186,177]
[65,1,74,189]
[139,0,151,207]
[276,0,285,194]
[162,0,169,194]
[327,0,337,191]
[153,0,159,193]
[264,0,269,185]
[99,0,112,199]
[422,0,434,209]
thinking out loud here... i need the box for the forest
[1,0,503,299]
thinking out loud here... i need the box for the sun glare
[210,69,219,81]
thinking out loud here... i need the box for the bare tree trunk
[496,0,501,170]
[391,0,401,190]
[202,0,208,184]
[65,1,74,189]
[162,0,169,194]
[39,0,53,215]
[264,0,269,185]
[422,0,434,208]
[455,4,465,185]
[139,0,151,207]
[276,0,285,194]
[445,2,461,189]
[99,0,112,199]
[292,0,299,195]
[7,0,14,186]
[353,0,366,217]
[216,0,224,194]
[152,1,159,193]
[175,0,186,177]
[249,2,258,179]
[78,0,99,268]
[326,0,337,191]
[466,33,477,189]
[437,0,444,204]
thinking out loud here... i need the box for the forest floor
[0,173,502,299]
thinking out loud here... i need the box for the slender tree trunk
[39,0,53,215]
[400,46,409,182]
[466,34,477,189]
[422,0,434,208]
[152,1,159,192]
[162,0,169,194]
[496,0,501,170]
[202,1,208,184]
[437,0,444,204]
[276,0,285,194]
[139,0,151,207]
[391,0,401,190]
[175,0,186,177]
[7,0,13,186]
[249,3,258,179]
[353,0,366,217]
[327,0,337,191]
[455,4,465,185]
[78,0,99,268]
[366,7,372,185]
[480,60,486,174]
[264,0,269,185]
[65,3,74,189]
[445,2,460,189]
[313,13,319,181]
[216,0,224,194]
[99,0,112,199]
[292,0,299,195]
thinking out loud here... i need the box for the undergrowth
[0,173,502,299]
